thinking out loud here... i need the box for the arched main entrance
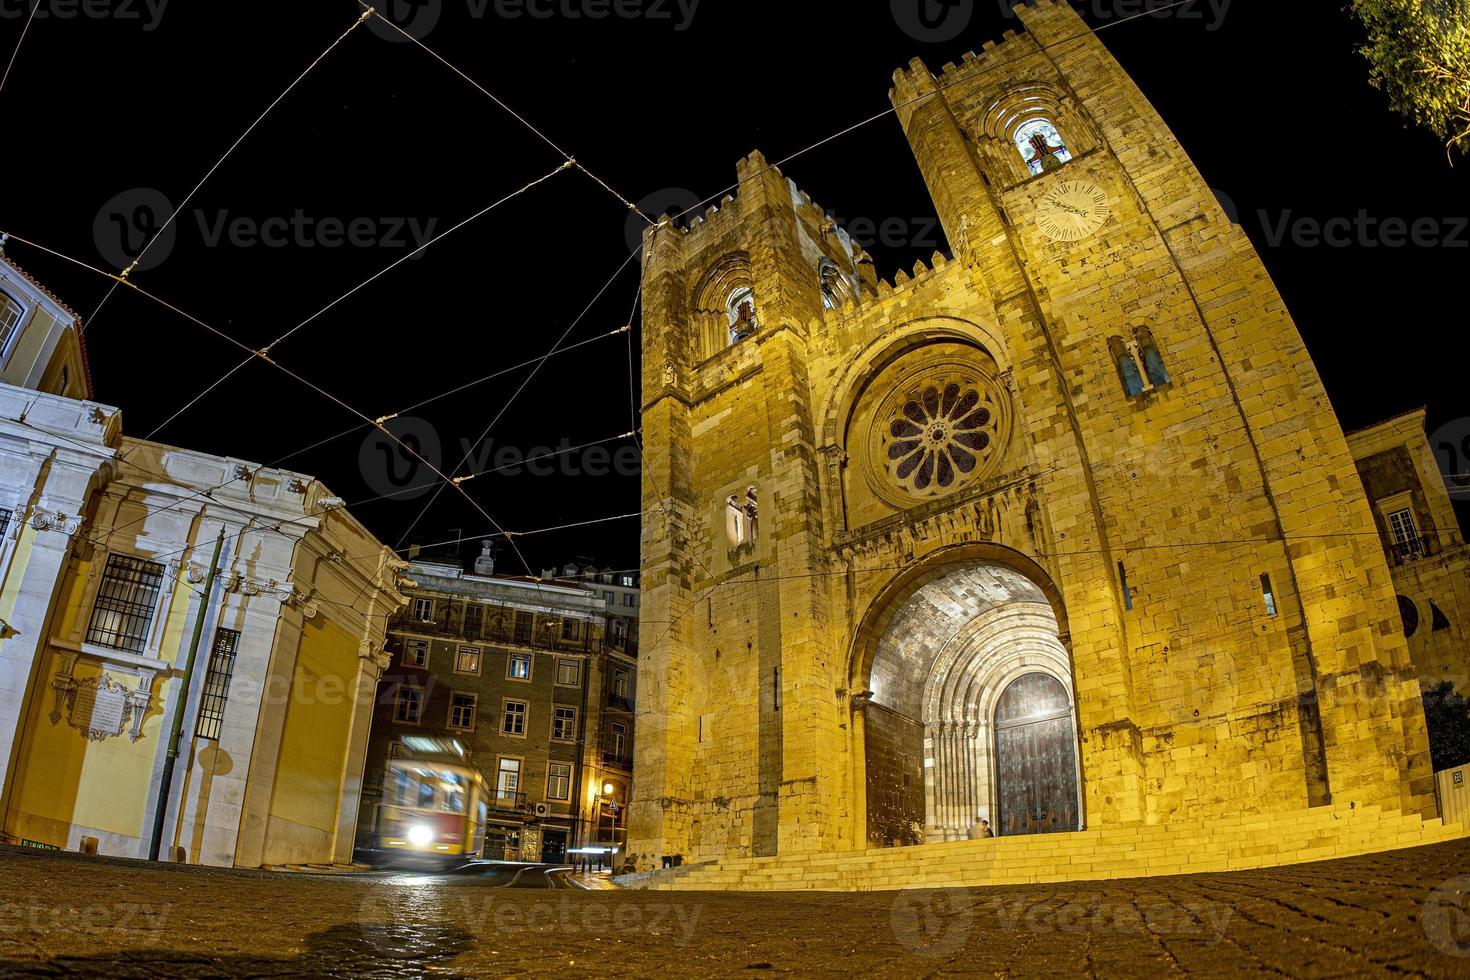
[994,673,1080,836]
[853,556,1082,847]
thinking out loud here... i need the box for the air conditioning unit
[533,802,551,818]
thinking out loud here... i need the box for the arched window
[819,260,849,310]
[1014,119,1073,176]
[1109,337,1145,398]
[1134,326,1171,388]
[725,487,759,557]
[0,290,26,358]
[727,287,758,344]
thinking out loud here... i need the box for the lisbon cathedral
[624,0,1470,887]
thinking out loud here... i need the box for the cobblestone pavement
[2,839,1469,977]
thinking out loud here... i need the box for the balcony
[607,693,634,713]
[488,790,528,813]
[602,752,633,771]
[1391,536,1431,566]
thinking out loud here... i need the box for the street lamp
[593,782,621,872]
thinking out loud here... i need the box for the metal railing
[1392,536,1431,565]
[488,790,528,812]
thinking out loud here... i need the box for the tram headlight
[407,824,434,847]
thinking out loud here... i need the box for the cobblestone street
[1,840,1469,976]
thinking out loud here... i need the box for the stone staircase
[619,803,1470,892]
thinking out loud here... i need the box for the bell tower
[888,0,1431,821]
[630,152,876,864]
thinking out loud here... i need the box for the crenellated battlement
[871,250,955,301]
[890,0,1091,112]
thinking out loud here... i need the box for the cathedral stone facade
[629,0,1441,870]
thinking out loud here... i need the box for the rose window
[884,383,1000,495]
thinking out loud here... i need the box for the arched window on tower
[819,260,850,310]
[1014,119,1073,176]
[1134,326,1171,388]
[727,287,758,344]
[726,487,759,560]
[1109,336,1145,398]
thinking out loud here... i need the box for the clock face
[1036,180,1111,242]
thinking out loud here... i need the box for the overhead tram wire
[0,0,41,97]
[662,0,1196,231]
[39,161,579,557]
[109,432,642,582]
[271,325,631,469]
[43,332,635,569]
[83,8,377,337]
[355,1,654,228]
[392,244,645,549]
[139,160,576,446]
[0,230,535,575]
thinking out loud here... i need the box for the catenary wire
[355,1,653,226]
[392,243,644,549]
[0,228,535,573]
[83,8,377,336]
[664,0,1197,230]
[138,160,574,446]
[0,0,41,97]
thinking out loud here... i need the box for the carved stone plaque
[70,676,129,741]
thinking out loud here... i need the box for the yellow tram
[375,758,490,866]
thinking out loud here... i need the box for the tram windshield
[387,763,470,816]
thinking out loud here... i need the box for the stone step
[628,803,1469,892]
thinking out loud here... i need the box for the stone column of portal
[937,723,955,840]
[944,724,962,839]
[961,723,978,836]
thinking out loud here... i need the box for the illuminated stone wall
[629,0,1438,871]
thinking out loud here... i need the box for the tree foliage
[1352,0,1470,158]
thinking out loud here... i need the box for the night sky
[2,0,1466,575]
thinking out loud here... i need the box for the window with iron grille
[195,628,240,740]
[513,611,533,644]
[560,618,578,640]
[463,603,483,639]
[86,554,166,653]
